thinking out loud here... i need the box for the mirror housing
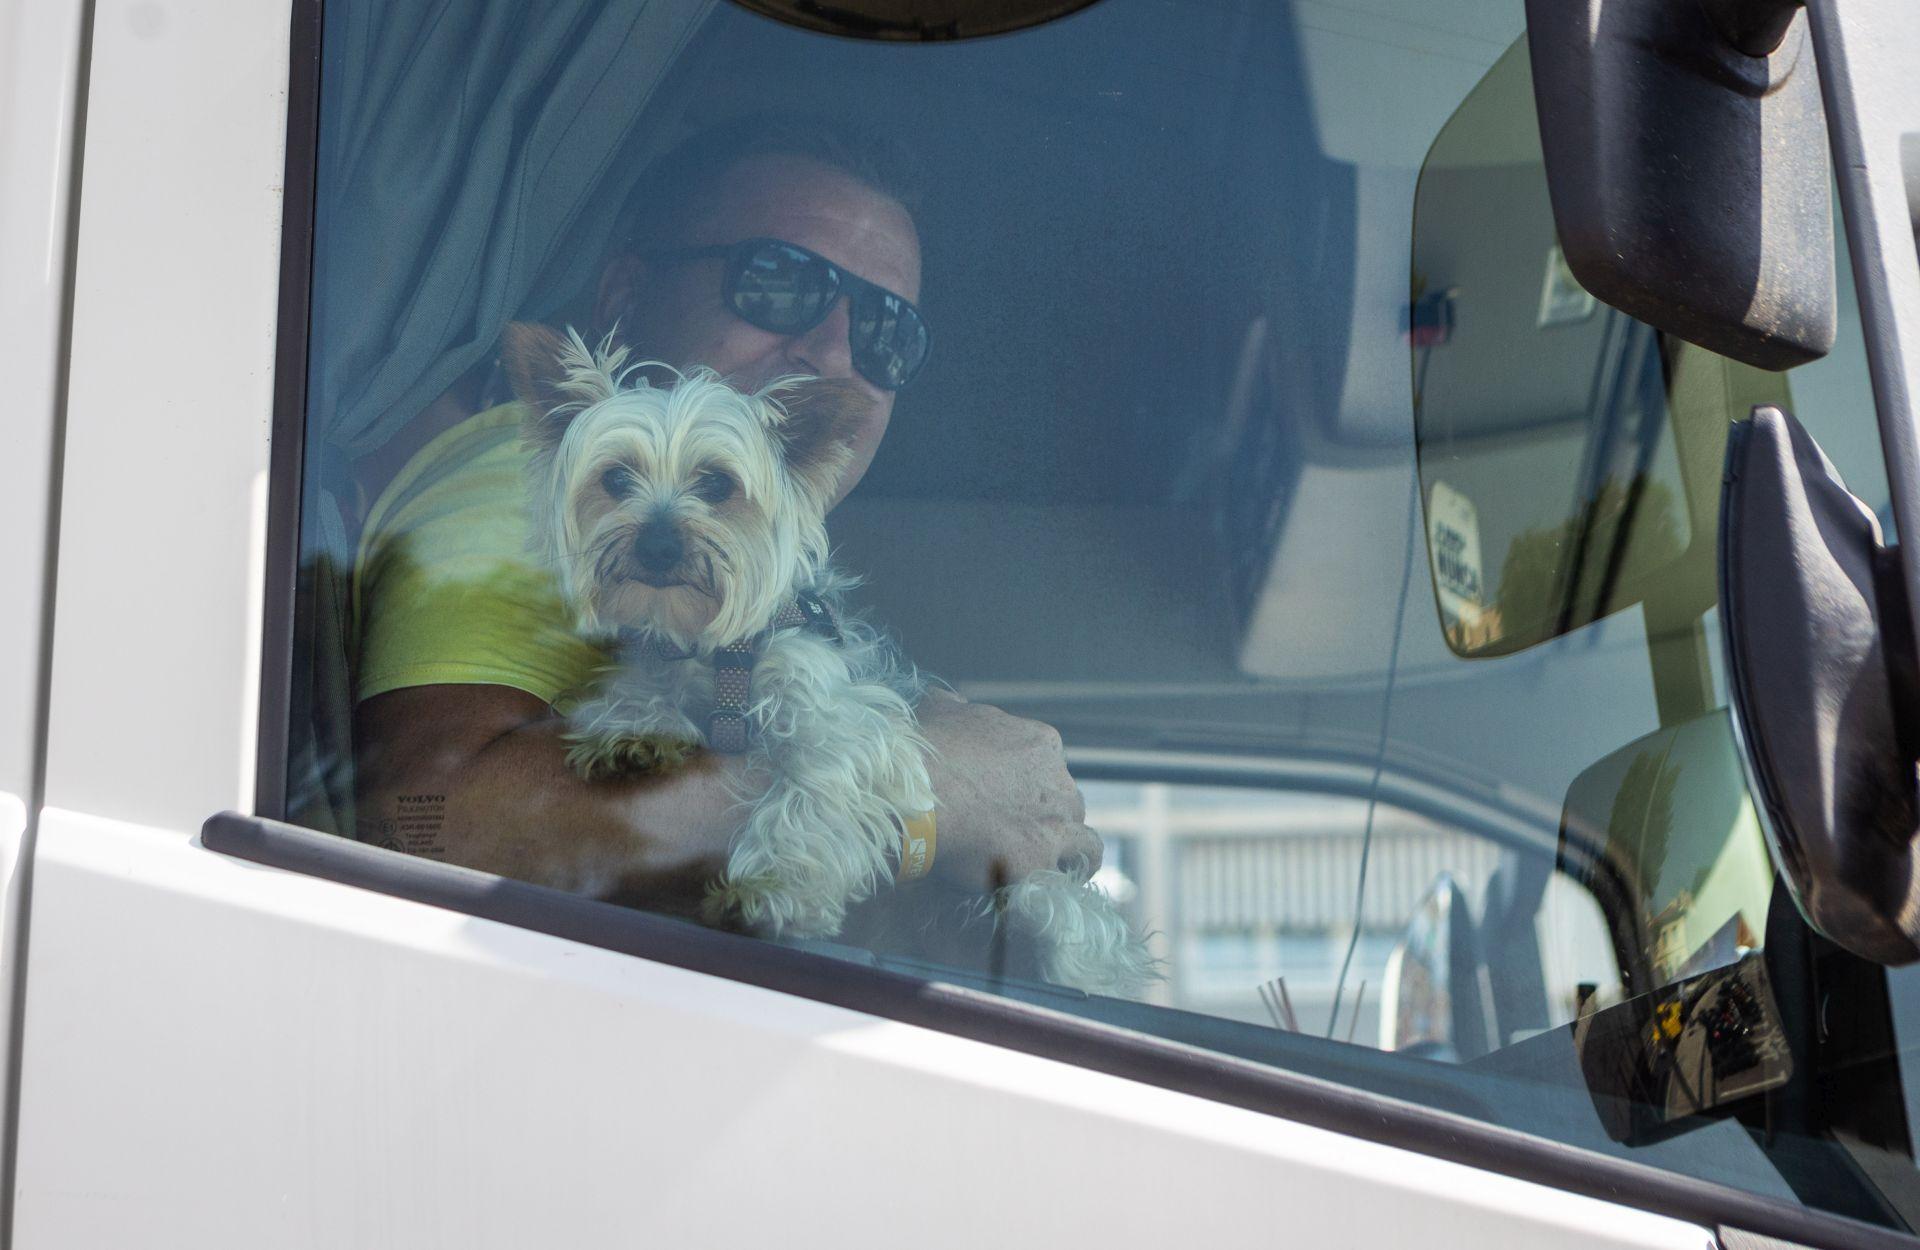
[1379,873,1490,1060]
[1720,406,1920,964]
[1524,0,1835,370]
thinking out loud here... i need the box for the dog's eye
[693,469,736,504]
[601,465,638,500]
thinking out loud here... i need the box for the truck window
[272,0,1920,1230]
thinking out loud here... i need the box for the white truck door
[4,0,1891,1247]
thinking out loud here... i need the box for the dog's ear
[502,321,585,453]
[771,378,864,502]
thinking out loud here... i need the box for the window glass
[282,0,1920,1229]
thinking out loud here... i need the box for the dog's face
[505,323,857,647]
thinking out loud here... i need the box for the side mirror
[1379,873,1491,1061]
[1411,40,1792,660]
[1557,708,1774,997]
[1524,0,1835,370]
[1573,952,1791,1144]
[1557,710,1792,1143]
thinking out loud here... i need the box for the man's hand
[915,693,1104,890]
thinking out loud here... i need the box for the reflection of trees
[1608,744,1683,977]
[1493,476,1683,644]
[1610,747,1677,900]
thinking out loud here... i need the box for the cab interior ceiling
[654,0,1355,507]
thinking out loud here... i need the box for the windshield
[282,0,1920,1231]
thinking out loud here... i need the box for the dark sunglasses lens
[851,289,930,390]
[730,241,835,331]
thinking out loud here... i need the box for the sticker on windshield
[1428,480,1493,648]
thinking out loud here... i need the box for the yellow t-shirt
[352,402,609,707]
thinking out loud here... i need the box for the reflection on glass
[1382,872,1479,1059]
[1559,710,1772,998]
[1082,780,1613,1048]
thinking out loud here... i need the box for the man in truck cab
[350,116,1103,923]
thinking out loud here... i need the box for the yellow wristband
[898,811,936,882]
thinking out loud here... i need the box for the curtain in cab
[309,0,714,459]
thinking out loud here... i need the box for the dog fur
[507,322,1156,995]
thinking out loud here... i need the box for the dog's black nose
[632,524,684,573]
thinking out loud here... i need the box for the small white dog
[506,322,1155,996]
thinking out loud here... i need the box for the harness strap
[627,591,840,753]
[707,644,755,753]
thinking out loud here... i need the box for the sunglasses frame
[653,236,931,391]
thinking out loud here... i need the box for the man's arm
[354,683,1101,900]
[355,684,745,902]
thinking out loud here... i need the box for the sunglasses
[654,237,931,391]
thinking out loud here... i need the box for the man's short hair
[616,113,925,253]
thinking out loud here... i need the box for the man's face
[596,153,923,509]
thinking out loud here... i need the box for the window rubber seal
[253,0,322,820]
[203,812,1917,1250]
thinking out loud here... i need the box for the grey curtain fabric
[309,0,714,459]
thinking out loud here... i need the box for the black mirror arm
[1803,0,1920,685]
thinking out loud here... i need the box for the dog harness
[633,590,841,753]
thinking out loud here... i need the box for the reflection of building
[1647,889,1695,981]
[1084,781,1503,1038]
[1444,604,1504,652]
